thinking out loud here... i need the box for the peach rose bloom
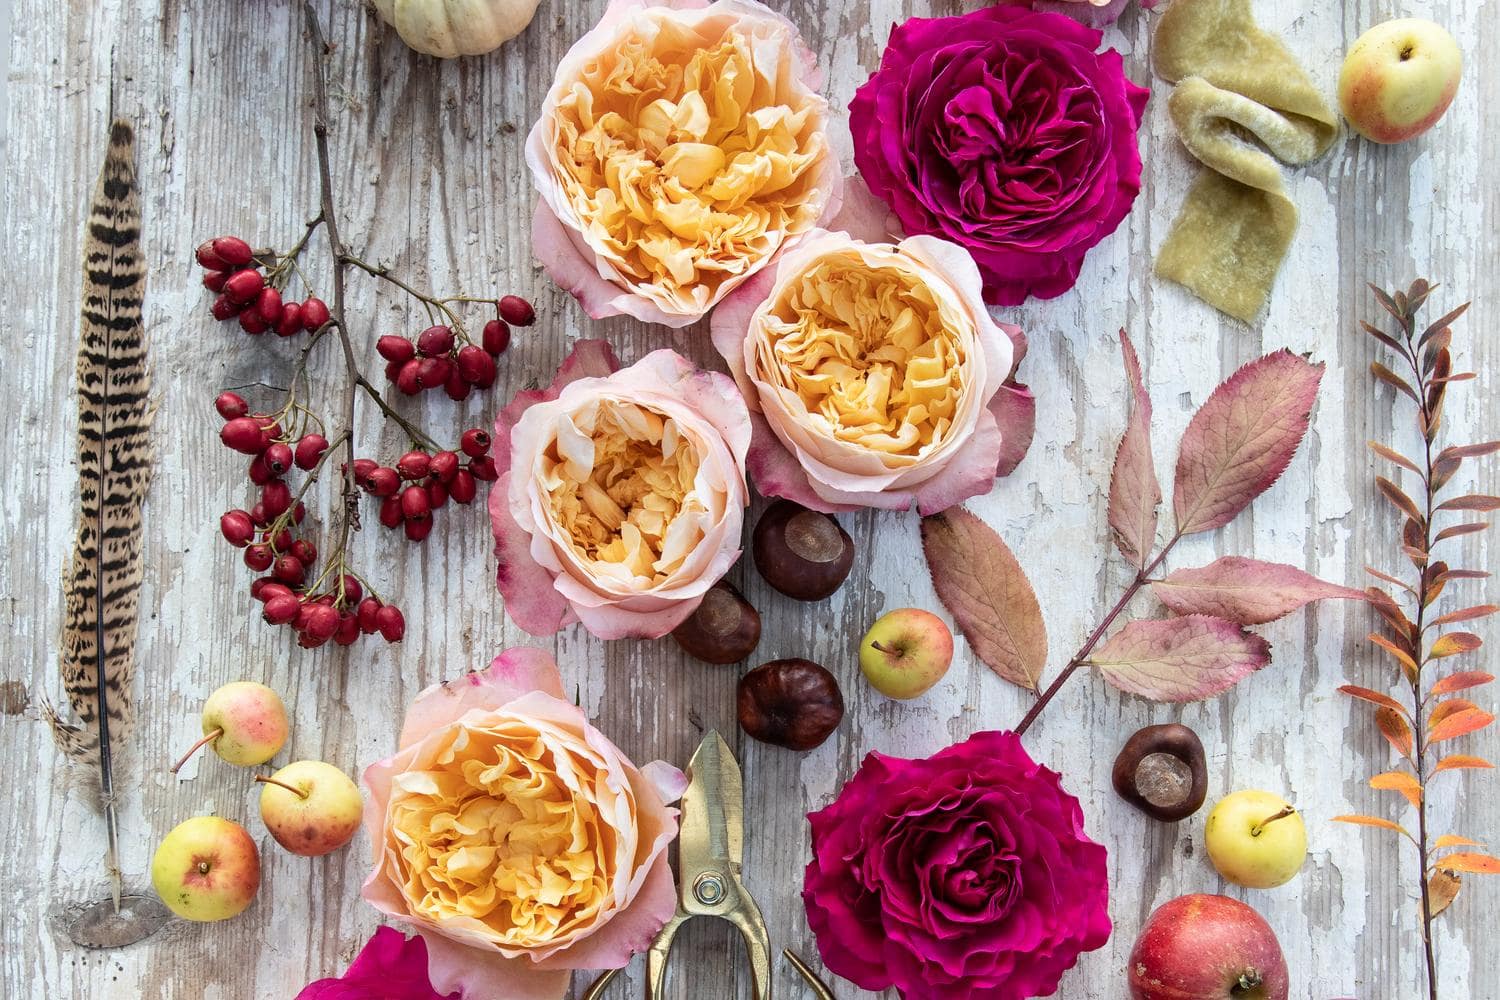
[489,342,750,639]
[363,648,688,1000]
[711,230,1034,513]
[526,0,840,327]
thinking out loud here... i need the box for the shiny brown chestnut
[671,582,762,664]
[737,658,844,751]
[1112,723,1208,822]
[752,500,855,601]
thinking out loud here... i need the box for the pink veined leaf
[1089,614,1271,702]
[1151,556,1368,626]
[1108,329,1161,569]
[1173,350,1324,536]
[921,508,1047,693]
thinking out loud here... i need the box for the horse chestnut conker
[671,583,761,664]
[736,658,844,751]
[1112,723,1208,822]
[752,501,854,601]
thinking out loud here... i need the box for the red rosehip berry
[297,630,329,649]
[416,325,455,357]
[215,391,249,420]
[203,270,228,293]
[275,301,304,337]
[294,433,329,471]
[481,319,511,356]
[221,416,268,455]
[238,309,269,335]
[384,360,404,383]
[427,480,449,509]
[291,538,318,565]
[224,268,265,305]
[292,501,306,524]
[404,517,433,542]
[429,450,460,483]
[375,605,406,642]
[273,554,306,586]
[378,496,403,529]
[456,345,497,388]
[460,428,491,458]
[263,442,294,476]
[417,356,452,390]
[377,335,416,364]
[395,359,423,395]
[196,240,229,270]
[333,613,360,646]
[365,466,400,497]
[351,457,379,481]
[338,575,363,604]
[210,293,242,321]
[261,480,293,519]
[400,485,430,521]
[263,594,302,625]
[211,236,255,268]
[498,295,535,327]
[303,603,341,642]
[468,456,498,481]
[255,287,283,324]
[220,510,255,547]
[248,453,273,486]
[396,451,431,480]
[244,543,274,572]
[301,297,330,332]
[266,527,293,552]
[357,597,382,634]
[248,502,269,526]
[255,581,294,604]
[444,369,471,401]
[450,469,478,505]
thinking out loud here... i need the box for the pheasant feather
[48,119,152,908]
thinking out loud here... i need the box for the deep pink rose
[295,927,455,1000]
[850,6,1150,306]
[803,731,1111,1000]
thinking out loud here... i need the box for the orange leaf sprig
[1335,280,1499,1000]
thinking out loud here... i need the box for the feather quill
[46,119,152,909]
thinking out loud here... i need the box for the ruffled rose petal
[991,383,1037,479]
[397,648,566,750]
[419,928,572,1000]
[531,202,691,327]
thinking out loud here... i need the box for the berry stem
[169,728,224,775]
[342,253,471,341]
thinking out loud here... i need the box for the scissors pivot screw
[692,872,727,905]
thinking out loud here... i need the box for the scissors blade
[678,731,744,878]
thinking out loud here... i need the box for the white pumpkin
[373,0,543,58]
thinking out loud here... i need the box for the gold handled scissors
[582,732,834,1000]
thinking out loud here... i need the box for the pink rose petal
[397,648,566,749]
[419,928,572,1000]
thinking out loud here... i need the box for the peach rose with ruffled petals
[362,648,689,1000]
[526,0,841,328]
[710,230,1034,514]
[488,342,750,639]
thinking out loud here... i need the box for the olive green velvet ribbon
[1153,0,1339,322]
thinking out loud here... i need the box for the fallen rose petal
[990,383,1037,478]
[419,929,571,1000]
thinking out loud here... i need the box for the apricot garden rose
[489,342,750,639]
[710,230,1034,513]
[850,5,1149,306]
[362,648,688,1000]
[526,0,840,327]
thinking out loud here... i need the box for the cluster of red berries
[197,235,330,337]
[351,428,497,541]
[214,390,406,647]
[377,296,534,401]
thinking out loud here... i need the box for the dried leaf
[1437,853,1500,875]
[1367,570,1415,596]
[1419,302,1471,347]
[1370,770,1423,808]
[1371,362,1419,402]
[1361,320,1406,356]
[1434,835,1482,849]
[1428,870,1462,919]
[1440,441,1500,461]
[1377,477,1426,525]
[1338,684,1410,716]
[1430,605,1500,628]
[1378,707,1415,760]
[1437,494,1500,513]
[1428,707,1496,743]
[1369,283,1403,322]
[1368,441,1424,478]
[1090,615,1271,703]
[1109,330,1161,570]
[1434,755,1494,773]
[1334,814,1411,837]
[1172,350,1324,536]
[1435,569,1490,583]
[1152,557,1367,626]
[1429,632,1482,659]
[921,508,1047,693]
[1432,454,1463,491]
[1435,522,1489,544]
[1430,671,1495,695]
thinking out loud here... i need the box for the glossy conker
[1112,723,1208,822]
[752,500,854,601]
[737,658,844,751]
[672,582,762,664]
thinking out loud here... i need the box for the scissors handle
[645,901,772,1000]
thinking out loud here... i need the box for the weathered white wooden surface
[2,0,1497,997]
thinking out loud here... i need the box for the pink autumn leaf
[1173,350,1324,536]
[1090,615,1272,702]
[1151,556,1370,626]
[1109,329,1160,569]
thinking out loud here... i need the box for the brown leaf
[1367,570,1416,598]
[1370,770,1422,808]
[1334,814,1411,837]
[1434,835,1482,849]
[1428,869,1462,919]
[1378,477,1426,525]
[1430,671,1495,695]
[1361,320,1407,356]
[1090,615,1270,702]
[1439,441,1500,461]
[1419,302,1471,347]
[1428,707,1495,743]
[1432,453,1463,491]
[1368,441,1424,477]
[1430,604,1500,628]
[1370,362,1419,402]
[1151,557,1367,626]
[1108,330,1160,569]
[1428,632,1482,659]
[921,508,1047,693]
[1434,755,1494,773]
[1437,853,1500,875]
[1435,522,1489,544]
[1378,707,1415,760]
[1173,350,1323,536]
[1437,494,1500,513]
[1435,569,1490,583]
[1338,684,1410,716]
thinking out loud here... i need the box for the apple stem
[1251,807,1296,837]
[169,728,224,775]
[1234,969,1264,993]
[870,641,895,655]
[255,775,310,800]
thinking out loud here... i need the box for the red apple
[1129,894,1289,1000]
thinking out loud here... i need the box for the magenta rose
[295,927,455,1000]
[803,731,1110,1000]
[850,5,1149,306]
